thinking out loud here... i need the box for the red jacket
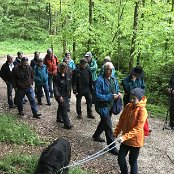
[113,96,148,147]
[44,54,59,76]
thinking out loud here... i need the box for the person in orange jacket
[113,87,147,174]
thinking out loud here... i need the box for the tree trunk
[129,1,140,71]
[137,0,145,66]
[48,2,52,34]
[88,0,93,50]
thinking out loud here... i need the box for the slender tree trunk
[137,0,145,66]
[129,1,140,71]
[88,0,93,50]
[48,2,52,34]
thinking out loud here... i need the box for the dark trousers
[48,74,53,97]
[57,97,71,127]
[76,91,92,115]
[123,94,130,107]
[118,143,140,174]
[6,81,14,106]
[16,87,38,115]
[170,95,174,127]
[93,111,116,150]
[36,84,50,104]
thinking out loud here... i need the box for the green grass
[146,103,167,118]
[0,154,91,174]
[0,39,61,56]
[0,113,43,145]
[0,154,38,174]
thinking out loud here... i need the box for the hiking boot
[77,114,82,119]
[57,119,64,123]
[46,103,51,106]
[87,113,95,119]
[109,148,119,156]
[92,136,105,142]
[9,105,16,109]
[37,102,42,105]
[33,112,41,119]
[18,111,24,116]
[63,125,74,130]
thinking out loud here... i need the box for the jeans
[76,91,92,115]
[93,110,116,150]
[6,81,14,106]
[48,74,53,97]
[57,97,71,127]
[36,84,50,104]
[118,143,140,174]
[16,87,38,115]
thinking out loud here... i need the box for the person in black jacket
[167,73,174,129]
[53,62,73,129]
[72,58,94,119]
[0,55,16,108]
[12,57,41,118]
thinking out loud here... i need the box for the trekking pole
[162,109,169,130]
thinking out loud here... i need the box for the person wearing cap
[93,62,121,155]
[53,62,73,129]
[72,58,94,119]
[34,58,51,106]
[122,66,145,107]
[12,57,41,118]
[0,54,16,108]
[113,87,148,174]
[14,51,23,66]
[99,56,116,78]
[44,48,59,98]
[85,52,98,104]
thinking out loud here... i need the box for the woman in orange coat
[113,87,147,174]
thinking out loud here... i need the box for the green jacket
[88,58,98,81]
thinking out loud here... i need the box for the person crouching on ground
[93,62,122,155]
[34,58,51,106]
[113,87,147,174]
[12,57,41,118]
[53,62,73,129]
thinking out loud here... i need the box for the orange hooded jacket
[113,96,148,147]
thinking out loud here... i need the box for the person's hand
[113,94,118,99]
[117,137,124,143]
[118,92,122,98]
[59,96,64,103]
[131,74,137,81]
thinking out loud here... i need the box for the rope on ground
[57,139,117,173]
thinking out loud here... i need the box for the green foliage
[0,154,91,174]
[0,39,51,55]
[0,154,38,174]
[0,113,43,145]
[146,103,167,118]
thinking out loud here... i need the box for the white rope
[58,139,117,172]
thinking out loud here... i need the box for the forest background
[0,0,174,115]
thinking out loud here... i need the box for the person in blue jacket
[34,58,51,106]
[122,66,145,107]
[92,62,122,155]
[64,52,76,72]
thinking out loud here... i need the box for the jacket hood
[135,96,147,108]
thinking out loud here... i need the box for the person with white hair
[100,56,116,78]
[93,62,122,155]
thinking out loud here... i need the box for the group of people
[1,48,173,174]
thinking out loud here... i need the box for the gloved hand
[117,137,124,143]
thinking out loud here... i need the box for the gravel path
[0,55,174,174]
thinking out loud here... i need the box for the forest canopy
[0,0,174,105]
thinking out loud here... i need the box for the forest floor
[0,55,174,174]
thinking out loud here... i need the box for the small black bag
[112,97,122,115]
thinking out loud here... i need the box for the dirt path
[0,56,174,174]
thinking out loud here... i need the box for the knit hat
[131,66,144,78]
[80,58,88,64]
[85,52,92,57]
[130,88,145,101]
[21,57,28,62]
